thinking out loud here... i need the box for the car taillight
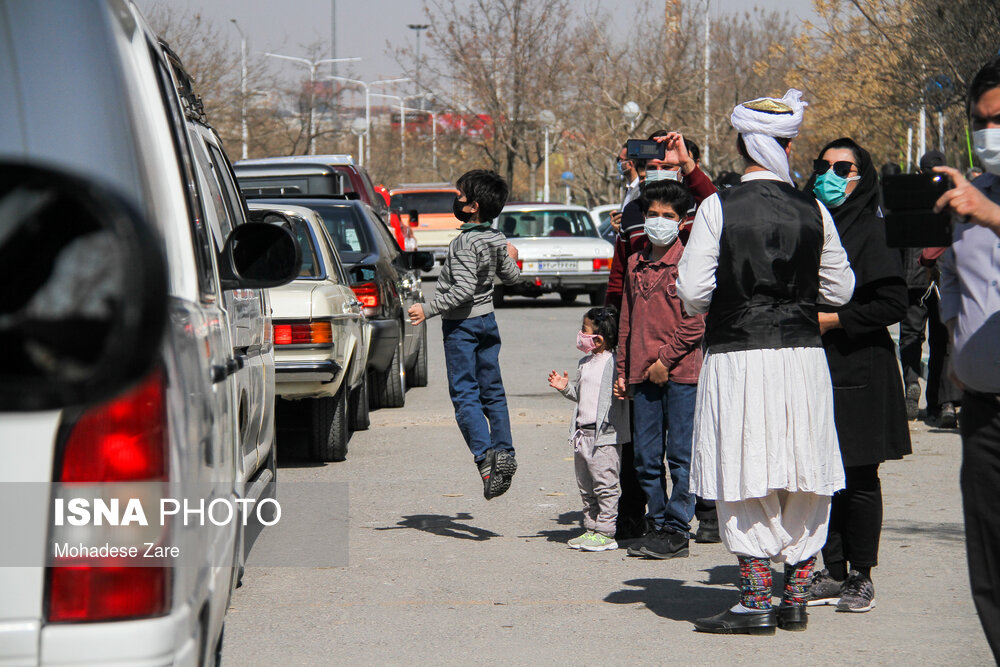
[592,258,611,271]
[274,321,333,346]
[59,369,167,483]
[48,566,170,622]
[48,369,172,623]
[352,282,379,309]
[516,259,523,270]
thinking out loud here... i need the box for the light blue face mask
[645,168,681,183]
[813,171,859,209]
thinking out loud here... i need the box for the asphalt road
[222,281,992,665]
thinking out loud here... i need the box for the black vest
[705,179,824,353]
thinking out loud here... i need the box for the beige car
[249,203,371,463]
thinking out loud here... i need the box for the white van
[0,2,298,664]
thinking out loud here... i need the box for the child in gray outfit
[548,306,629,551]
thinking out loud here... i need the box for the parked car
[0,3,299,665]
[234,155,388,218]
[248,202,371,462]
[245,197,432,408]
[375,184,418,251]
[388,184,461,266]
[590,203,619,244]
[492,204,614,305]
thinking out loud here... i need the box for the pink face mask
[576,331,599,353]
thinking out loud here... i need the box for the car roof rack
[242,190,362,201]
[159,39,207,124]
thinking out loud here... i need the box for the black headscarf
[805,137,900,287]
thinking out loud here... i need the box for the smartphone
[881,173,953,247]
[626,139,665,161]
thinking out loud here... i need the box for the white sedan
[493,204,614,305]
[250,203,371,463]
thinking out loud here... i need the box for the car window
[497,210,599,239]
[389,191,457,214]
[315,222,347,285]
[291,219,324,279]
[308,204,373,265]
[206,141,248,227]
[190,133,232,247]
[368,208,402,258]
[357,168,384,211]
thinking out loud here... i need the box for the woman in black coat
[804,137,912,613]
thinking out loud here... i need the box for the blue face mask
[813,171,859,209]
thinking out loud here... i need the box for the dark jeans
[695,496,717,521]
[441,313,513,462]
[899,288,961,413]
[822,464,882,570]
[960,390,1000,662]
[631,380,697,535]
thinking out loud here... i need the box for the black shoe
[614,515,647,541]
[638,527,689,559]
[776,602,808,631]
[905,383,920,420]
[939,402,957,429]
[477,449,517,500]
[695,517,721,543]
[693,607,776,635]
[804,568,844,606]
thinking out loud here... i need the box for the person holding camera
[801,138,911,613]
[932,55,1000,662]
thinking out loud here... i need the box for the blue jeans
[631,380,697,535]
[441,313,514,462]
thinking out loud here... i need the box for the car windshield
[290,219,323,278]
[308,204,373,264]
[497,210,599,239]
[390,191,456,214]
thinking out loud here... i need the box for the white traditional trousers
[717,491,831,563]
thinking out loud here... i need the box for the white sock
[730,602,769,614]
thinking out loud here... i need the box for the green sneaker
[568,531,594,549]
[579,532,618,552]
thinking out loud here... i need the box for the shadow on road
[374,513,500,541]
[517,511,585,543]
[604,577,736,622]
[882,519,965,543]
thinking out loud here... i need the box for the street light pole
[371,93,407,168]
[407,24,429,89]
[264,53,361,154]
[230,19,249,159]
[327,77,409,166]
[538,109,555,202]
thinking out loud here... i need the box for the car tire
[408,324,429,388]
[309,384,348,462]
[348,361,370,431]
[589,285,608,306]
[560,290,579,304]
[493,284,505,307]
[372,327,406,408]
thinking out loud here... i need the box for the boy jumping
[408,169,521,499]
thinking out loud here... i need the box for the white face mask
[645,168,681,183]
[644,216,679,246]
[973,128,1000,176]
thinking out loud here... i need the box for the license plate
[533,260,583,271]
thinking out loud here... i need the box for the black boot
[693,607,776,635]
[776,602,808,631]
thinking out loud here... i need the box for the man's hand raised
[933,166,1000,237]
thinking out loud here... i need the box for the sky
[138,0,819,88]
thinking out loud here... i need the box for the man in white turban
[676,89,856,635]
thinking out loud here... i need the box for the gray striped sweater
[424,227,520,320]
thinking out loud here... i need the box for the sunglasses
[813,159,856,178]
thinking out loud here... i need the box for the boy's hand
[506,242,519,261]
[407,303,425,326]
[609,210,622,233]
[613,377,628,399]
[548,370,569,391]
[643,360,670,386]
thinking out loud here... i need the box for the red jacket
[617,239,705,385]
[605,165,717,311]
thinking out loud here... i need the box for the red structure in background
[390,111,494,139]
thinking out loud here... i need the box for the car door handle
[211,355,246,384]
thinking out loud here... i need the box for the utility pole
[408,24,429,92]
[230,19,248,159]
[702,0,710,167]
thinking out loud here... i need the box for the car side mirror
[0,163,168,411]
[402,251,435,272]
[408,209,419,227]
[218,219,302,290]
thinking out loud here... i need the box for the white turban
[730,89,808,185]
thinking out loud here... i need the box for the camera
[882,173,954,247]
[626,139,665,161]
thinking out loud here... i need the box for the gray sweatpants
[573,428,622,537]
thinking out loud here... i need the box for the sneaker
[579,532,618,552]
[836,571,876,612]
[905,383,921,420]
[804,569,844,606]
[568,531,594,549]
[938,402,957,429]
[479,448,516,499]
[638,527,689,559]
[695,517,721,543]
